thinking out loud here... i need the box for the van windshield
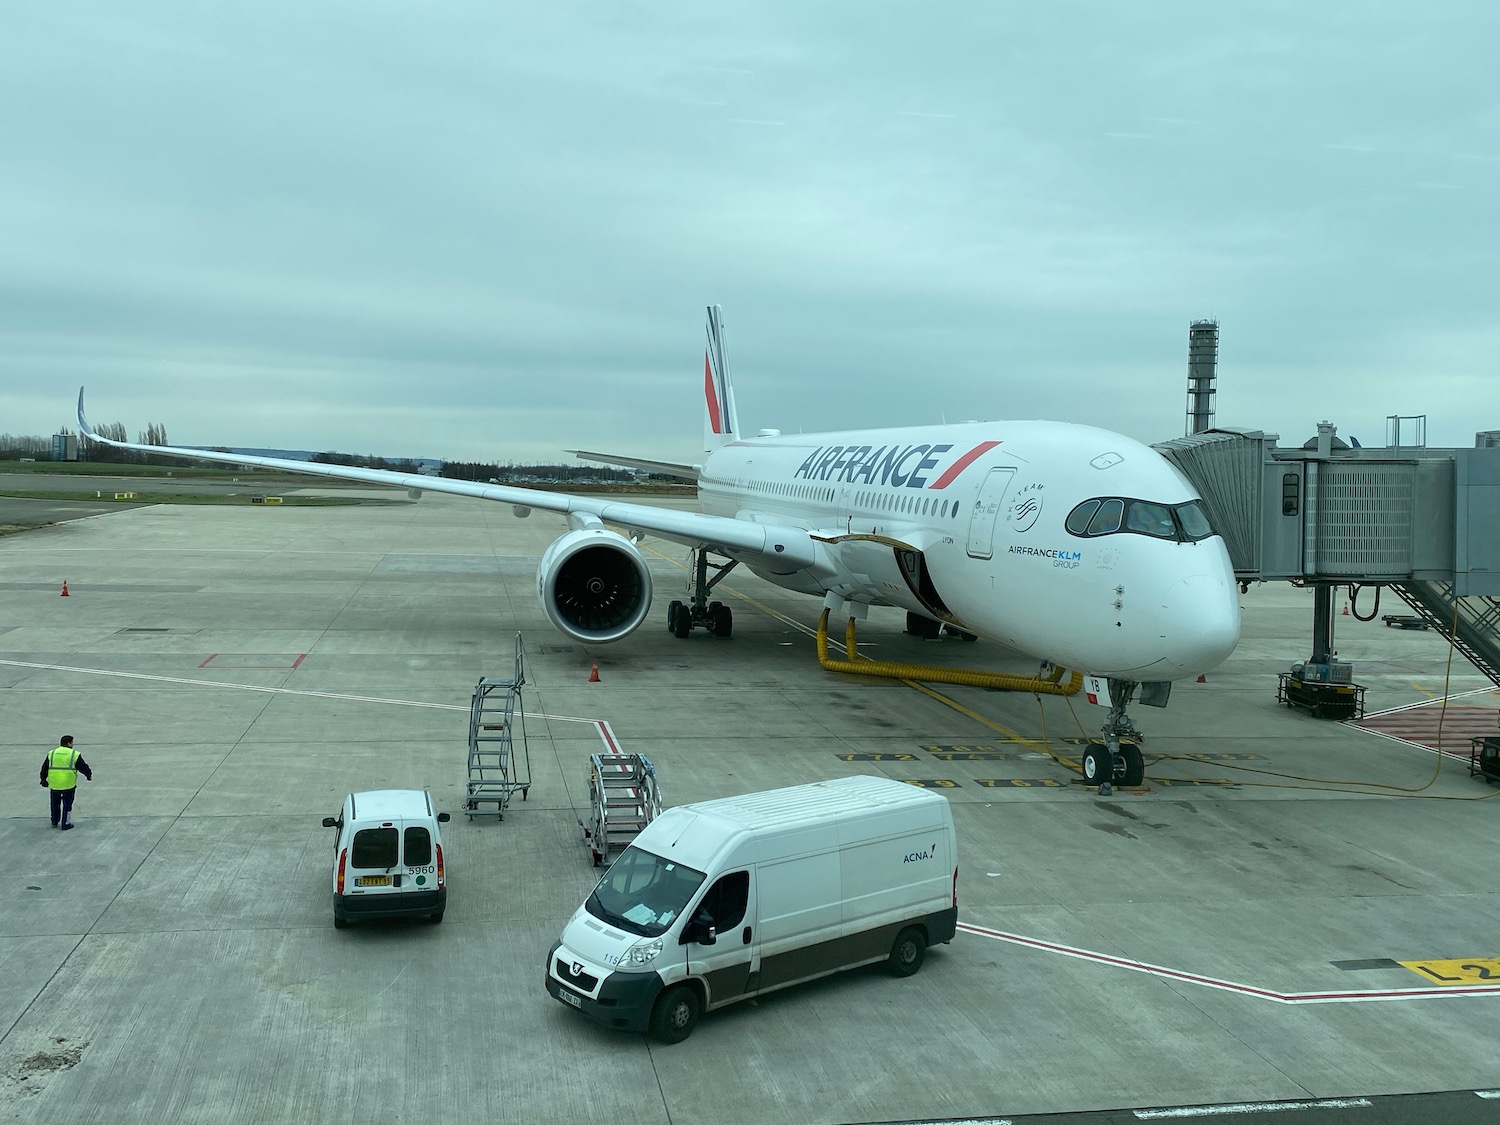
[585,846,706,938]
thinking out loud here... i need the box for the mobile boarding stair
[583,753,661,866]
[465,635,532,821]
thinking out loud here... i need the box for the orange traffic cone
[1196,673,1206,683]
[588,659,600,683]
[1341,602,1350,616]
[60,581,69,597]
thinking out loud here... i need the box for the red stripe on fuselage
[704,353,723,434]
[927,440,1001,488]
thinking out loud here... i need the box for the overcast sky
[2,3,1495,465]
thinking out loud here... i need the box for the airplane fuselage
[697,420,1239,680]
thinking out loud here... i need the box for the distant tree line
[440,461,637,483]
[310,451,429,472]
[1,424,184,465]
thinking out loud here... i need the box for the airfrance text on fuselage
[1009,544,1082,569]
[793,442,995,489]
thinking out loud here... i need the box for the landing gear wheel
[906,612,941,639]
[649,984,701,1044]
[1119,744,1145,787]
[667,601,683,633]
[712,603,733,638]
[887,926,927,977]
[673,608,692,638]
[1081,745,1114,787]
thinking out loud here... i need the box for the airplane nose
[1160,572,1240,674]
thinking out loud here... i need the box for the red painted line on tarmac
[198,654,218,668]
[956,922,1500,1004]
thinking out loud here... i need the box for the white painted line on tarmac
[0,656,609,727]
[958,922,1500,1004]
[1135,1100,1371,1117]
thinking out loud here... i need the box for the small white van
[545,775,958,1042]
[322,789,451,929]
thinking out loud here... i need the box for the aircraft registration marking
[1399,959,1500,985]
[837,753,919,761]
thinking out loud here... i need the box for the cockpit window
[1085,498,1124,536]
[1065,497,1219,543]
[1125,501,1175,539]
[1064,499,1100,535]
[1175,500,1214,542]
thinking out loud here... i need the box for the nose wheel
[1090,678,1147,793]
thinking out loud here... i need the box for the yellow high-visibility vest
[46,746,79,790]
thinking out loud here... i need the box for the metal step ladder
[584,753,661,866]
[465,635,532,820]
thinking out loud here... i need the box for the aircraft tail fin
[703,304,740,451]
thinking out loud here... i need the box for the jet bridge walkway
[1156,429,1500,693]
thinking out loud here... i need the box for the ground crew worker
[39,735,92,830]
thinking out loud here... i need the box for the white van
[544,775,958,1042]
[322,789,450,928]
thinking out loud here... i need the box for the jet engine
[537,528,654,643]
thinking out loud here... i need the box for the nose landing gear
[1084,678,1148,794]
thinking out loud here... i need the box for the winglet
[76,387,95,437]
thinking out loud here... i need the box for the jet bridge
[1154,427,1500,698]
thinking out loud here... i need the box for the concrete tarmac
[2,487,1498,1125]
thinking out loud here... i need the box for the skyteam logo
[903,842,937,864]
[1008,482,1043,533]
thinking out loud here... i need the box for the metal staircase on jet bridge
[1391,583,1500,689]
[465,635,532,820]
[583,753,661,867]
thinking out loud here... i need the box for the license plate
[355,875,392,887]
[560,989,581,1008]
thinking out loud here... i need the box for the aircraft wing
[568,449,700,482]
[76,389,815,570]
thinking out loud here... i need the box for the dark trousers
[49,787,76,826]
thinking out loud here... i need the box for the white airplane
[76,306,1239,787]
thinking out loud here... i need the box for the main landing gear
[1081,677,1146,794]
[667,549,739,639]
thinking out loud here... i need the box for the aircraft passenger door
[965,467,1016,560]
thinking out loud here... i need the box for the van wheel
[334,915,349,930]
[429,912,444,924]
[888,926,926,977]
[649,985,700,1044]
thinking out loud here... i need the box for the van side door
[683,868,757,1008]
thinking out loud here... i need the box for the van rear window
[352,827,398,869]
[404,826,432,866]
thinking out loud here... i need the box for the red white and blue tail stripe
[704,304,739,451]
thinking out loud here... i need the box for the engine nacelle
[537,527,653,643]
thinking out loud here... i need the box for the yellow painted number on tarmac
[1399,958,1500,985]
